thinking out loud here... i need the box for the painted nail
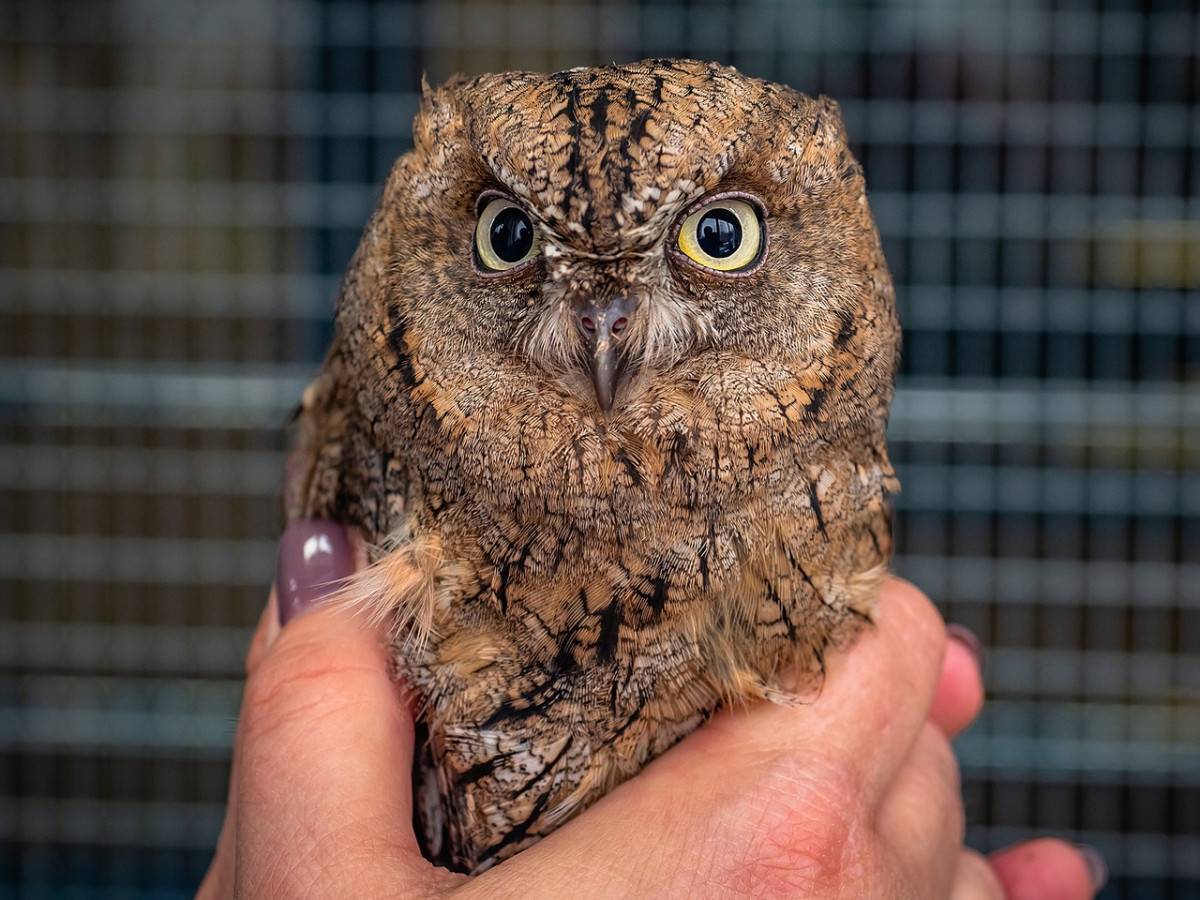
[1075,843,1108,893]
[276,520,353,626]
[947,623,985,674]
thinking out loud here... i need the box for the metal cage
[2,1,1196,896]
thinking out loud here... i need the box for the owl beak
[577,296,636,412]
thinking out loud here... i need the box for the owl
[285,58,900,874]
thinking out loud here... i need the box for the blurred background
[1,0,1196,896]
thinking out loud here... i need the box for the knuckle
[921,725,965,838]
[925,720,959,773]
[956,849,1006,900]
[715,750,869,898]
[886,576,947,660]
[239,631,368,744]
[917,722,962,795]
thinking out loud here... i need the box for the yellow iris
[676,199,762,272]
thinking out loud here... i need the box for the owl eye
[475,197,539,271]
[675,197,763,272]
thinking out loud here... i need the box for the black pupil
[696,208,742,258]
[489,206,533,263]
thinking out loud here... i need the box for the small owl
[286,58,900,873]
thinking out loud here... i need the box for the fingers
[952,849,1006,899]
[197,588,281,898]
[805,577,949,795]
[468,578,952,898]
[231,521,455,897]
[743,575,950,801]
[637,575,947,810]
[949,840,1105,900]
[875,722,964,896]
[929,625,985,739]
[989,838,1106,900]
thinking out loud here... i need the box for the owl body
[286,59,900,873]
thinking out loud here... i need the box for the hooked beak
[576,296,637,412]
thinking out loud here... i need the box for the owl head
[329,59,898,522]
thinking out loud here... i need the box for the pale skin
[199,569,1099,899]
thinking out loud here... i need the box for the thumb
[232,521,451,897]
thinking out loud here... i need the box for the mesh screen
[2,1,1197,897]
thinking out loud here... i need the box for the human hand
[198,521,1106,899]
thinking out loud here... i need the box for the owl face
[344,59,896,513]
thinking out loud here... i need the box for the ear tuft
[800,95,862,190]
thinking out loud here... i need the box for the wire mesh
[1,1,1196,897]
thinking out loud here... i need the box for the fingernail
[1075,843,1108,893]
[276,520,353,626]
[947,623,985,674]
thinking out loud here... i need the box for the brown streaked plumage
[285,58,901,873]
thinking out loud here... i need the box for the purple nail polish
[947,623,986,674]
[1075,844,1108,893]
[276,520,353,626]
